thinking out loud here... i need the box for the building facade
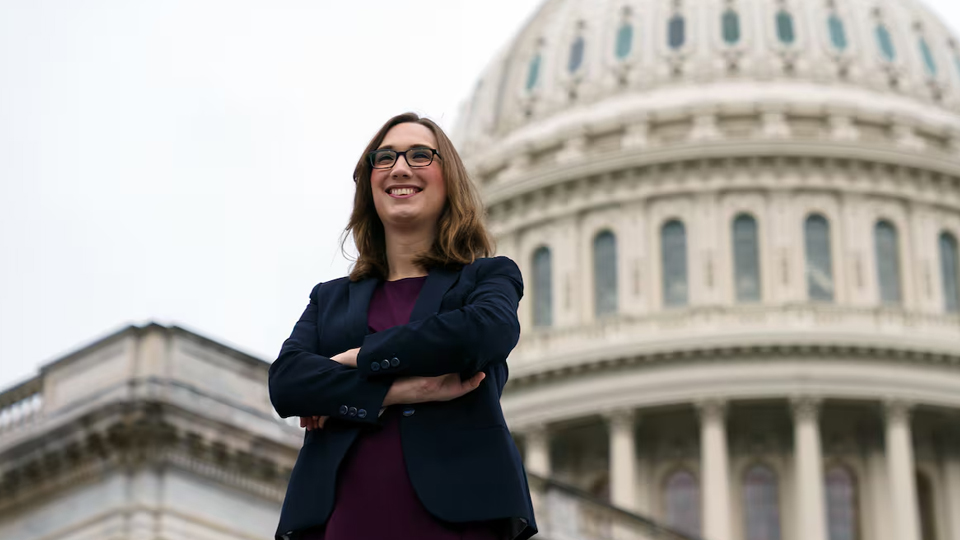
[453,1,960,540]
[0,324,302,540]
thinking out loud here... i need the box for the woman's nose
[390,155,412,177]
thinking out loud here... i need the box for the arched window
[876,25,896,61]
[526,54,541,91]
[776,11,796,45]
[568,36,585,73]
[805,214,834,302]
[663,470,701,537]
[594,231,618,317]
[722,10,741,45]
[828,15,848,51]
[616,22,634,59]
[662,220,688,307]
[920,38,937,76]
[825,466,859,540]
[743,465,782,540]
[940,232,960,313]
[916,472,938,540]
[733,214,761,303]
[874,221,901,305]
[532,246,552,327]
[668,15,686,50]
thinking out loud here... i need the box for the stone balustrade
[0,377,42,437]
[527,472,697,540]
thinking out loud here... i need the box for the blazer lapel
[346,277,379,342]
[409,266,460,322]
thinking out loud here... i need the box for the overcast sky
[2,1,960,391]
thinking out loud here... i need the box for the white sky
[1,0,959,391]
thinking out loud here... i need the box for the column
[792,397,827,540]
[885,401,920,540]
[698,400,732,540]
[606,408,638,511]
[524,424,553,536]
[525,424,552,478]
[943,436,960,540]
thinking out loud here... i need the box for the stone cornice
[0,400,297,513]
[506,340,960,389]
[33,322,269,378]
[483,140,960,216]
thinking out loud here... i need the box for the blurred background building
[453,0,960,540]
[0,324,302,540]
[4,0,960,539]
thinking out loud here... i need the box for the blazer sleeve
[268,283,391,426]
[356,256,523,380]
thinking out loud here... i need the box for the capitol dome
[454,1,960,540]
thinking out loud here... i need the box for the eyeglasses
[368,147,441,169]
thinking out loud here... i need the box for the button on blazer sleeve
[268,283,391,425]
[357,256,523,380]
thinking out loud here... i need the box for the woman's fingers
[436,372,486,401]
[301,416,325,431]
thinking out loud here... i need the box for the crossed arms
[267,257,523,426]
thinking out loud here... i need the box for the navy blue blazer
[268,256,537,540]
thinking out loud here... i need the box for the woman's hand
[383,372,485,406]
[330,347,360,368]
[301,415,328,431]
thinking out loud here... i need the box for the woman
[268,112,538,540]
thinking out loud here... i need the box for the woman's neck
[384,227,435,281]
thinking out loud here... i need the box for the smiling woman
[268,113,536,540]
[347,113,494,282]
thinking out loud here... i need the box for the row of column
[523,399,929,540]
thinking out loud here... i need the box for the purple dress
[303,276,504,540]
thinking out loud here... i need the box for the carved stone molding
[790,396,823,423]
[696,399,727,425]
[601,407,636,431]
[883,399,915,425]
[0,402,295,512]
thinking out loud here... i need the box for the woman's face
[370,123,447,233]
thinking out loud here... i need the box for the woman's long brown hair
[343,112,494,281]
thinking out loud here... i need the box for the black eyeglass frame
[368,147,442,169]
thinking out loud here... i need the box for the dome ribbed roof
[454,0,960,160]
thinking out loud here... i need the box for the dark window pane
[777,11,796,44]
[920,38,937,76]
[733,214,761,303]
[526,54,541,90]
[877,25,896,61]
[664,470,701,536]
[533,247,552,326]
[662,220,688,306]
[568,36,585,73]
[805,214,834,302]
[669,15,686,50]
[616,23,633,59]
[744,465,782,540]
[917,472,938,540]
[594,231,618,316]
[875,221,901,305]
[940,232,960,312]
[825,466,858,540]
[829,15,848,51]
[723,10,741,45]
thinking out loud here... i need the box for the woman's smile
[386,185,423,199]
